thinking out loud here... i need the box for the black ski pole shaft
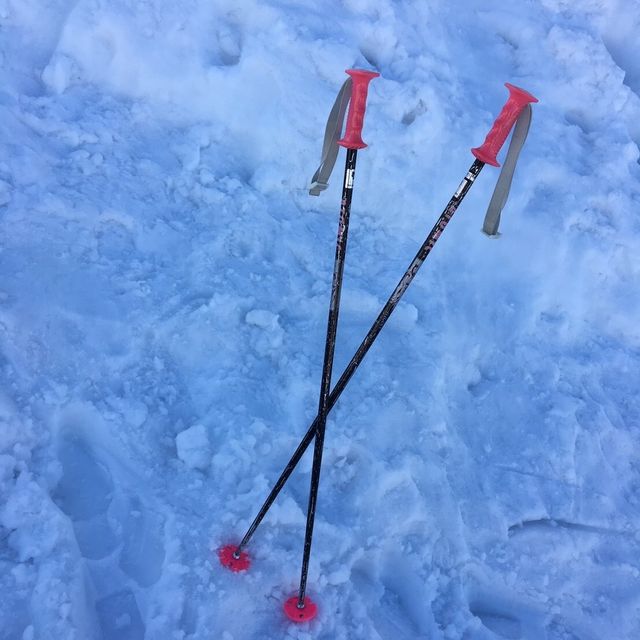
[234,82,537,558]
[296,146,356,608]
[293,69,379,615]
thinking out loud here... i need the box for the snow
[176,424,211,471]
[1,0,639,639]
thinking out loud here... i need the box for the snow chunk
[394,302,419,329]
[175,424,210,471]
[41,53,78,95]
[1,474,66,561]
[327,566,351,586]
[245,309,278,329]
[245,309,284,355]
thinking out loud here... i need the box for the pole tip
[283,595,318,622]
[218,544,251,572]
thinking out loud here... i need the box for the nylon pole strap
[481,104,532,236]
[309,78,353,196]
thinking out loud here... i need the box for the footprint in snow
[95,589,146,640]
[52,431,165,639]
[118,495,165,589]
[468,590,561,640]
[469,600,523,640]
[352,550,436,640]
[52,434,118,558]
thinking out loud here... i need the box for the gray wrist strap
[309,78,353,196]
[482,104,532,236]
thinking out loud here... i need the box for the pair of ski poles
[219,70,538,623]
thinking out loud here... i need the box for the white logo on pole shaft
[345,169,354,189]
[453,178,467,199]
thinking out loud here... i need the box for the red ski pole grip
[337,69,380,150]
[471,82,538,167]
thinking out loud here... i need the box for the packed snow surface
[1,0,640,639]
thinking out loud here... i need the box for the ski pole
[220,82,537,577]
[288,68,378,622]
[286,68,379,618]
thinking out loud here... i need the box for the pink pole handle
[471,82,538,167]
[337,69,380,150]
